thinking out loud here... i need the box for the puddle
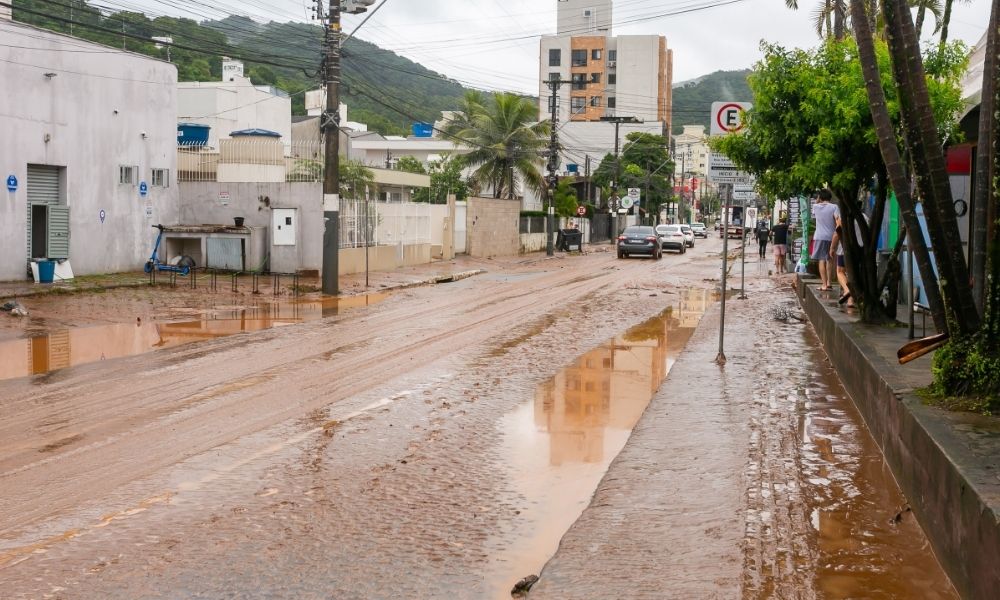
[0,293,388,382]
[489,288,713,595]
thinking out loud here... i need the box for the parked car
[617,225,662,259]
[690,222,708,238]
[679,224,695,247]
[654,224,686,254]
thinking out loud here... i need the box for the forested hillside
[671,70,753,135]
[11,1,472,136]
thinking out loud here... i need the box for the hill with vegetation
[11,1,474,136]
[671,70,753,135]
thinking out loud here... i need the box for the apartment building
[538,1,673,134]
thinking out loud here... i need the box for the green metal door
[47,205,70,259]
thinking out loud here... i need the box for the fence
[178,140,325,183]
[339,198,431,249]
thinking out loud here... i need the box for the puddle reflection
[0,293,388,382]
[491,288,712,596]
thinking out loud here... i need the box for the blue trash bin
[37,260,55,283]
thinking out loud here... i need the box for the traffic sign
[710,101,752,135]
[139,181,148,197]
[576,205,586,216]
[620,196,634,209]
[627,188,640,203]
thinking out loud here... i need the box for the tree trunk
[940,0,954,45]
[883,0,980,335]
[849,0,950,332]
[834,0,846,41]
[972,0,999,315]
[915,5,926,38]
[836,187,894,324]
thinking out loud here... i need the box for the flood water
[0,293,387,381]
[489,288,714,595]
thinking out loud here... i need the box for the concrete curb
[796,278,1000,600]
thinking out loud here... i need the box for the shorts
[773,244,787,256]
[811,240,832,260]
[837,255,845,268]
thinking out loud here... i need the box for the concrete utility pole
[545,78,572,256]
[320,0,342,295]
[717,183,733,365]
[600,115,641,237]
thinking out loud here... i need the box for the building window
[571,73,587,90]
[608,74,616,85]
[571,97,586,112]
[591,49,602,60]
[119,165,137,185]
[548,72,560,83]
[571,49,587,67]
[151,168,169,188]
[590,96,602,107]
[590,73,601,84]
[548,49,561,66]
[608,50,617,61]
[607,97,616,108]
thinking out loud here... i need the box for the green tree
[552,179,578,218]
[339,159,375,200]
[443,92,549,199]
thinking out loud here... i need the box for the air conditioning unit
[607,61,616,69]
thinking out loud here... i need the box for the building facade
[539,1,673,133]
[0,17,178,281]
[177,60,291,150]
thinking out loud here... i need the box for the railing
[178,139,325,183]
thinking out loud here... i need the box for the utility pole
[600,115,641,237]
[320,0,342,295]
[584,154,591,207]
[717,183,732,365]
[545,77,572,256]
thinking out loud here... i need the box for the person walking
[810,189,839,291]
[771,217,789,273]
[756,224,769,259]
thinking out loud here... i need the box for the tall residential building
[539,1,673,136]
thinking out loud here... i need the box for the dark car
[617,225,662,259]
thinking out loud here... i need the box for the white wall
[538,36,573,123]
[613,36,664,123]
[556,0,613,35]
[0,21,178,281]
[178,76,291,150]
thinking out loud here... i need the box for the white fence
[339,199,431,249]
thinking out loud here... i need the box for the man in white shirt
[810,189,840,291]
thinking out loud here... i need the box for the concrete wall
[798,281,1000,600]
[339,243,432,276]
[466,197,520,258]
[0,21,178,281]
[178,182,322,274]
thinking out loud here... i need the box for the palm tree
[913,0,944,38]
[444,92,550,200]
[939,0,972,45]
[786,0,847,39]
[970,0,998,315]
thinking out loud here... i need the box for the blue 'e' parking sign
[6,175,17,193]
[139,181,148,197]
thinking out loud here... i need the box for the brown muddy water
[488,287,714,595]
[0,293,387,381]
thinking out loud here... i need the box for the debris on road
[1,300,28,317]
[511,574,539,597]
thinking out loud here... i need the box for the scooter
[144,224,195,276]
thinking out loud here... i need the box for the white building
[0,16,178,281]
[538,0,673,133]
[673,124,709,180]
[177,59,292,150]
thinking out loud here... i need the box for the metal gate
[454,201,467,254]
[590,213,611,243]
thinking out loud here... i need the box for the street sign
[620,196,634,209]
[626,188,640,204]
[576,205,586,216]
[6,174,17,193]
[710,101,752,136]
[139,181,148,197]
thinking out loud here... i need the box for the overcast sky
[337,0,989,93]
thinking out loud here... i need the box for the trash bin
[559,228,582,252]
[37,260,55,283]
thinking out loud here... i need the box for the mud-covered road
[0,239,953,598]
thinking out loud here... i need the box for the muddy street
[0,239,953,598]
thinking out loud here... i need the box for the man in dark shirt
[771,217,790,274]
[755,224,770,259]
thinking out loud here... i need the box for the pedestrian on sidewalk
[771,217,789,274]
[756,224,769,259]
[810,189,839,291]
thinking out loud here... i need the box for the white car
[679,224,695,247]
[690,223,708,238]
[655,224,686,254]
